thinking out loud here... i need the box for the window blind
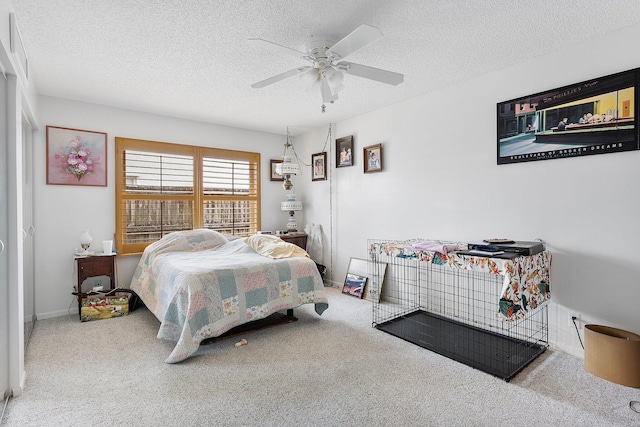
[115,138,260,255]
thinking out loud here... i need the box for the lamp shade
[79,230,92,248]
[276,155,301,176]
[300,68,320,87]
[281,192,302,211]
[324,67,345,93]
[281,200,303,211]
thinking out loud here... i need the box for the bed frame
[201,309,296,345]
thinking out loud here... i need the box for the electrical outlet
[568,312,579,327]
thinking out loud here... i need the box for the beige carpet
[3,287,638,426]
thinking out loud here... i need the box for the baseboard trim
[2,393,10,423]
[37,308,77,320]
[13,370,25,397]
[324,279,341,288]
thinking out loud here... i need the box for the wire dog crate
[368,239,549,382]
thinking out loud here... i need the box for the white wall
[32,96,291,319]
[29,22,640,360]
[289,126,335,272]
[301,23,640,357]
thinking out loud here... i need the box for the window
[115,137,260,255]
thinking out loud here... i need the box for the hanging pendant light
[275,127,303,230]
[275,127,300,190]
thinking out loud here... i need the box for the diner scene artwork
[497,68,640,164]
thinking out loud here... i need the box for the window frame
[115,137,261,255]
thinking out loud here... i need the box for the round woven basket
[584,324,640,388]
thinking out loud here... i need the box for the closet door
[0,72,9,398]
[22,116,35,347]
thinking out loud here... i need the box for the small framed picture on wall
[270,159,284,181]
[363,143,382,173]
[312,152,327,181]
[336,135,353,168]
[46,126,108,186]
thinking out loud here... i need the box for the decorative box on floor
[81,294,130,322]
[368,239,551,382]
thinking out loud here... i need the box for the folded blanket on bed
[243,234,309,259]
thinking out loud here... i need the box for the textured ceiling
[9,0,640,135]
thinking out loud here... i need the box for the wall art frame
[46,126,108,187]
[342,273,367,299]
[363,143,382,173]
[311,152,327,181]
[345,257,387,303]
[270,159,284,181]
[336,135,354,167]
[497,67,640,165]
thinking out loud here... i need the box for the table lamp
[79,230,93,254]
[281,193,303,232]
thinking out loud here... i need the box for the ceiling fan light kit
[249,24,404,112]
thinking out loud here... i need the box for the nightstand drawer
[78,256,114,278]
[279,233,307,250]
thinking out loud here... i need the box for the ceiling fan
[249,24,404,112]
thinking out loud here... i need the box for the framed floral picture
[312,152,327,181]
[364,143,382,173]
[46,126,107,186]
[336,135,353,167]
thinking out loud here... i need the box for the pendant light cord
[327,123,334,284]
[288,125,331,168]
[281,124,334,284]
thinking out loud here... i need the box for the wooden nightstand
[74,254,116,319]
[279,233,307,250]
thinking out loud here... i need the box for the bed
[129,229,329,363]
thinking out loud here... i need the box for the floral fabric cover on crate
[369,238,551,321]
[130,229,329,363]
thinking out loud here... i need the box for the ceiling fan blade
[320,79,338,104]
[251,66,311,89]
[248,38,307,59]
[328,24,383,60]
[339,61,404,86]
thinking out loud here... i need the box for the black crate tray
[375,310,546,381]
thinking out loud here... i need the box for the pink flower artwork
[47,126,107,186]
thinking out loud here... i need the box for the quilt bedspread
[130,230,329,363]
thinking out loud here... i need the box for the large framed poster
[497,68,640,165]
